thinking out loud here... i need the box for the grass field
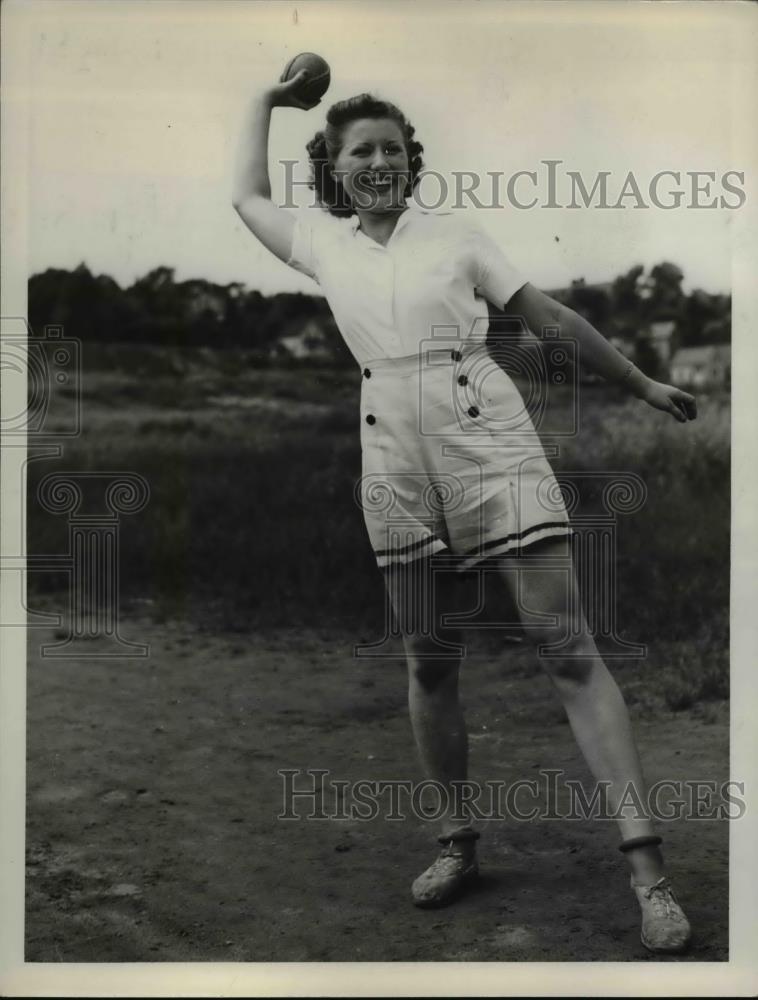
[28,342,730,712]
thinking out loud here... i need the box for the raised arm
[506,283,697,423]
[231,71,319,264]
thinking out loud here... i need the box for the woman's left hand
[639,379,697,422]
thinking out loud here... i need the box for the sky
[9,0,752,296]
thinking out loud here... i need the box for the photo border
[2,0,757,995]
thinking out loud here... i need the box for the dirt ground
[24,600,729,963]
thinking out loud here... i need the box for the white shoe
[411,835,479,908]
[631,874,692,953]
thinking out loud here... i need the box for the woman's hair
[305,94,425,217]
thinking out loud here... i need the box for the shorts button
[458,374,468,387]
[366,414,376,425]
[467,405,479,418]
[363,368,371,378]
[451,350,463,362]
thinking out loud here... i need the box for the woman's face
[332,117,410,214]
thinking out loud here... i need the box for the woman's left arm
[506,283,697,423]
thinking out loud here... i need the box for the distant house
[275,319,333,361]
[647,320,676,364]
[669,344,731,388]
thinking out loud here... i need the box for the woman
[232,68,697,955]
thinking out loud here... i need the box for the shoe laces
[427,841,474,874]
[641,877,683,919]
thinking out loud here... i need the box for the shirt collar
[349,200,414,241]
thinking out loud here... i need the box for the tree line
[28,261,730,373]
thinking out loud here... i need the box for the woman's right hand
[264,70,322,111]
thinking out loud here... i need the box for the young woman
[232,68,697,955]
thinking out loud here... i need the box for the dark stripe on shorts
[374,534,443,558]
[463,522,574,558]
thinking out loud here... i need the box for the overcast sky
[13,0,750,295]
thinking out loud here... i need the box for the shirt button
[366,414,376,425]
[363,368,371,378]
[467,406,479,418]
[458,374,468,387]
[451,350,463,362]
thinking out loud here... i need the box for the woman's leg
[381,555,471,840]
[493,536,665,885]
[381,555,480,906]
[495,537,691,951]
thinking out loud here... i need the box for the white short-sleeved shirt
[285,203,528,367]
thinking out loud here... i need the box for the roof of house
[670,344,731,365]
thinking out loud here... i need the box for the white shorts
[357,342,576,573]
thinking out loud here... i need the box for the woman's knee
[403,634,462,693]
[525,626,599,686]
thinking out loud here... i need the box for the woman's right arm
[231,72,318,264]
